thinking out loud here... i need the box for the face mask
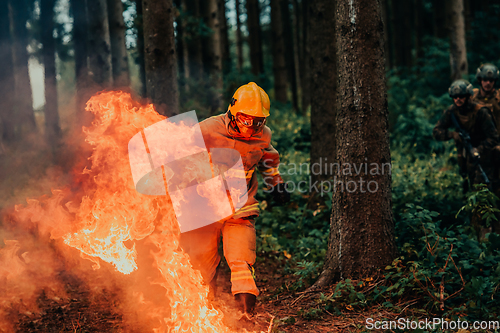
[235,113,266,137]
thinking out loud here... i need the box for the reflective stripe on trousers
[179,217,259,296]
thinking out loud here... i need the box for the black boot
[234,293,256,317]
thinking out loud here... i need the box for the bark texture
[246,0,264,75]
[9,0,36,131]
[107,0,130,87]
[87,0,112,87]
[41,0,61,145]
[143,0,179,116]
[314,0,396,287]
[446,0,468,80]
[381,0,392,70]
[270,0,287,103]
[0,0,16,141]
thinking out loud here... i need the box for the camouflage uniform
[471,64,500,197]
[445,75,500,235]
[433,101,499,186]
[471,88,500,133]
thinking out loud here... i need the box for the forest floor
[10,255,413,333]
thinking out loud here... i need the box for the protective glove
[269,183,290,206]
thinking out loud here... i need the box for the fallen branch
[266,315,275,333]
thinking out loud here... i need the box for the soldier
[434,80,500,235]
[471,64,500,233]
[433,79,498,190]
[472,63,500,132]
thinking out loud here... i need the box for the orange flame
[1,91,249,332]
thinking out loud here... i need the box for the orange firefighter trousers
[179,217,259,296]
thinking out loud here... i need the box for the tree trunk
[446,0,468,80]
[235,0,243,72]
[71,0,91,124]
[413,0,423,65]
[381,0,392,70]
[205,0,223,112]
[40,0,61,145]
[246,0,264,75]
[313,0,396,287]
[87,0,113,87]
[308,0,336,200]
[174,0,186,95]
[295,0,303,63]
[134,0,147,97]
[301,0,310,113]
[294,0,304,89]
[0,0,16,141]
[291,0,301,108]
[143,0,179,116]
[270,0,287,103]
[107,0,130,87]
[391,0,413,68]
[179,0,190,88]
[463,0,471,34]
[199,0,211,77]
[282,0,298,110]
[9,0,36,131]
[185,0,204,82]
[219,0,231,75]
[433,0,447,39]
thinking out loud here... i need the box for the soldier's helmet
[475,63,499,82]
[448,79,474,98]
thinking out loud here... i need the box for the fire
[0,91,254,332]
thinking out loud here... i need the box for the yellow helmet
[228,82,270,118]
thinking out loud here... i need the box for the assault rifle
[450,112,490,184]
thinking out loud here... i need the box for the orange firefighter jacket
[199,113,283,219]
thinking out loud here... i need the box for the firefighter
[179,82,290,318]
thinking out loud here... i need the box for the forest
[0,0,500,332]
